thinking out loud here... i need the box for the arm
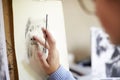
[34,28,75,80]
[49,66,75,80]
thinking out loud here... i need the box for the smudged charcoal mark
[30,49,32,58]
[27,48,29,58]
[25,19,31,38]
[28,47,31,58]
[29,50,32,58]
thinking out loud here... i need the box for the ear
[25,18,32,38]
[28,17,32,24]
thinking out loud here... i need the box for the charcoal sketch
[25,18,48,80]
[25,18,47,58]
[0,43,7,80]
[91,27,120,79]
[12,0,69,80]
[0,0,10,79]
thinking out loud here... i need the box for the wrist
[48,65,68,80]
[48,64,60,75]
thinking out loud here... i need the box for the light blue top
[48,66,76,80]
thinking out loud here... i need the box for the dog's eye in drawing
[31,38,33,41]
[30,37,35,41]
[29,25,35,32]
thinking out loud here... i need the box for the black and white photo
[0,0,10,80]
[91,27,120,80]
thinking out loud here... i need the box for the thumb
[38,52,49,68]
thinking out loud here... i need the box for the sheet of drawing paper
[0,0,10,80]
[12,0,69,80]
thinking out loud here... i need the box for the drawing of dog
[25,18,48,80]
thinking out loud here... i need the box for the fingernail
[33,36,37,40]
[41,27,44,30]
[38,52,42,58]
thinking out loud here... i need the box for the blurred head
[80,0,120,45]
[95,0,120,45]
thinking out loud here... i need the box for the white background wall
[62,0,101,61]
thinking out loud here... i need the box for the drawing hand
[33,28,60,75]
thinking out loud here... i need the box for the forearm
[48,66,76,80]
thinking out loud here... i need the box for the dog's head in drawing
[25,18,47,58]
[25,18,48,79]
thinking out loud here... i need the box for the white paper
[0,0,10,80]
[12,0,69,80]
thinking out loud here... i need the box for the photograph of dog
[91,27,120,79]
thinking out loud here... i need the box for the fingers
[33,36,49,49]
[38,51,49,69]
[42,28,56,48]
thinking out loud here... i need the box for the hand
[33,28,60,75]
